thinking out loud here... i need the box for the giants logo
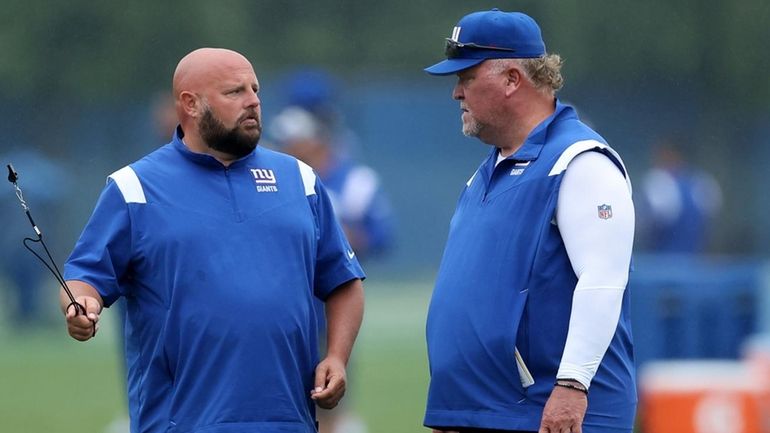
[250,168,276,184]
[250,168,278,192]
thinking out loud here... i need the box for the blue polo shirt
[65,131,364,433]
[424,102,636,432]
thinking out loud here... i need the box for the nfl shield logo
[598,204,613,219]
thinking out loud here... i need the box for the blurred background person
[269,70,395,433]
[149,91,179,144]
[271,69,394,260]
[280,69,358,158]
[637,134,723,253]
[270,105,393,258]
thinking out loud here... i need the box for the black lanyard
[6,163,95,336]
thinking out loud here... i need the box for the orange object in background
[639,361,770,433]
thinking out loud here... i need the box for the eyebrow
[228,80,259,89]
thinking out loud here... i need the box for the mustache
[238,110,260,123]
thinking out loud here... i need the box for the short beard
[199,107,261,158]
[462,117,483,137]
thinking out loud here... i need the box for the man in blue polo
[61,48,365,433]
[423,10,636,433]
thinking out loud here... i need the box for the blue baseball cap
[425,9,546,76]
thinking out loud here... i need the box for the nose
[245,87,260,108]
[452,81,464,101]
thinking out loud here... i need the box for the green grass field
[0,280,433,433]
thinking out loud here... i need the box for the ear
[504,67,523,97]
[179,91,203,118]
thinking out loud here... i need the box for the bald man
[61,48,365,433]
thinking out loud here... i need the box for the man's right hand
[65,296,101,341]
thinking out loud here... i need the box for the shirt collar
[499,99,577,162]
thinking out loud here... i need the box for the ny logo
[250,168,276,184]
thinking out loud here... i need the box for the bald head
[173,48,254,98]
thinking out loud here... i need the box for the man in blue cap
[423,9,636,433]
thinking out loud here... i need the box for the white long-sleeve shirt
[555,151,635,388]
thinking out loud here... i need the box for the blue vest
[425,102,636,432]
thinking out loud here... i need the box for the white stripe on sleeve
[297,160,317,196]
[108,166,146,204]
[549,139,632,195]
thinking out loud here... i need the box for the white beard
[462,115,483,137]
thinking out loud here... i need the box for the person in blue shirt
[423,10,636,433]
[638,135,722,253]
[60,47,365,433]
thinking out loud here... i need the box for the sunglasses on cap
[444,38,517,59]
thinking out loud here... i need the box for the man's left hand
[538,385,587,433]
[310,356,347,409]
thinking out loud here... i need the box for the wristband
[554,380,588,395]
